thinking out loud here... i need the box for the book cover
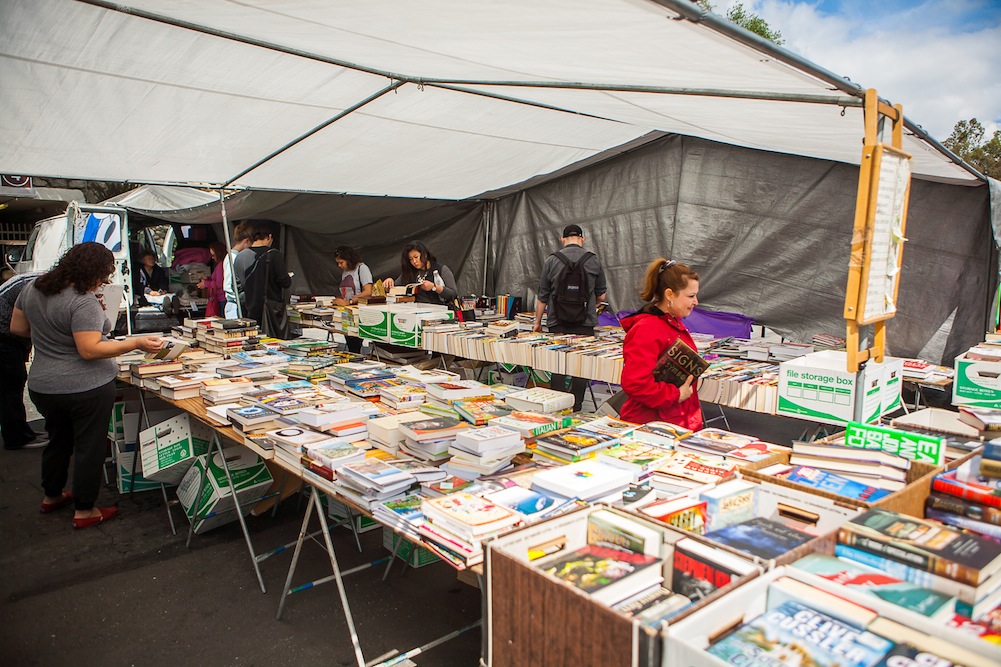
[791,553,956,620]
[486,486,557,520]
[586,508,661,555]
[453,399,513,425]
[399,417,469,442]
[653,338,710,387]
[540,544,662,605]
[932,466,1001,510]
[654,451,738,485]
[530,460,634,501]
[925,492,1001,526]
[598,439,675,476]
[226,405,278,425]
[838,508,1001,586]
[707,599,893,667]
[700,479,758,530]
[490,412,573,438]
[958,407,1001,432]
[678,428,756,456]
[630,421,693,446]
[672,537,756,601]
[422,492,520,531]
[641,497,708,534]
[339,458,414,488]
[779,465,893,502]
[535,429,616,456]
[706,517,813,560]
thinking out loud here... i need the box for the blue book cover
[708,599,892,667]
[706,517,812,560]
[782,466,892,502]
[983,440,1001,462]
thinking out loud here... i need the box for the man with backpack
[533,224,607,411]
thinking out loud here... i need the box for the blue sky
[712,1,1001,139]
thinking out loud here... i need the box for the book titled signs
[844,421,945,466]
[653,338,710,387]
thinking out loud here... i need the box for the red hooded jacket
[619,304,703,430]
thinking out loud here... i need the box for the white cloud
[713,1,1001,140]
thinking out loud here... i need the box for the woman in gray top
[12,243,162,529]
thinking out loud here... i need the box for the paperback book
[671,536,757,602]
[539,544,662,606]
[706,517,813,560]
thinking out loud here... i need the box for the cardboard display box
[486,504,762,667]
[113,441,162,494]
[139,412,212,485]
[390,305,452,348]
[327,498,380,534]
[176,447,273,534]
[777,351,902,426]
[357,305,391,342]
[383,529,440,568]
[953,352,1001,408]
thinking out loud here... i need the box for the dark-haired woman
[332,246,373,353]
[619,259,703,430]
[382,241,457,306]
[11,242,162,529]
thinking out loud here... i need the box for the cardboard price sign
[844,422,944,466]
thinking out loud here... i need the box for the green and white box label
[845,421,945,466]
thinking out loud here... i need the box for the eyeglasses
[658,259,677,274]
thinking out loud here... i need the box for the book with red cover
[932,468,1001,509]
[653,338,710,387]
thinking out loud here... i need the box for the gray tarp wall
[485,135,995,365]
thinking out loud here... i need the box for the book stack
[197,318,259,355]
[300,439,367,493]
[334,458,418,510]
[767,341,814,361]
[226,404,280,433]
[424,380,494,404]
[695,358,780,414]
[649,451,737,493]
[383,457,448,484]
[379,383,426,411]
[366,412,432,454]
[230,348,291,366]
[787,439,911,491]
[504,387,574,413]
[835,507,1001,620]
[156,371,217,400]
[216,362,281,381]
[398,416,471,463]
[627,421,693,447]
[279,339,338,358]
[699,478,758,531]
[489,411,573,439]
[597,439,676,481]
[452,398,513,425]
[267,425,337,470]
[927,455,1001,541]
[902,358,936,380]
[129,359,186,390]
[670,536,757,605]
[419,492,523,567]
[297,402,370,443]
[533,428,617,465]
[676,428,757,458]
[199,376,256,404]
[389,365,459,385]
[959,407,1001,443]
[444,425,525,478]
[483,486,573,524]
[373,493,424,538]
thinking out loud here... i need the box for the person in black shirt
[234,222,292,336]
[382,241,457,306]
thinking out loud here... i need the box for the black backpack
[550,250,594,326]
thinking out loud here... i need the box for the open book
[653,338,709,387]
[144,337,190,361]
[389,283,422,297]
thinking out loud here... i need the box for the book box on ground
[777,351,902,425]
[139,413,213,485]
[953,352,1001,408]
[113,441,161,493]
[485,504,761,667]
[664,565,1001,667]
[176,448,273,534]
[382,529,440,568]
[327,497,380,534]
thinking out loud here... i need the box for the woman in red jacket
[619,258,703,430]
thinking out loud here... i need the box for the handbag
[260,250,290,339]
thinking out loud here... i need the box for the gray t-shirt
[15,284,118,394]
[339,262,373,301]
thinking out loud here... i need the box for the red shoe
[72,506,119,529]
[40,492,73,514]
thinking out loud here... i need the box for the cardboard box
[953,352,1001,408]
[327,498,380,534]
[357,305,391,342]
[879,356,904,414]
[382,529,440,568]
[139,413,212,485]
[176,448,273,534]
[777,350,894,425]
[113,440,163,494]
[486,504,761,667]
[389,306,451,348]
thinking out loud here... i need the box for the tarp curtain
[490,135,994,364]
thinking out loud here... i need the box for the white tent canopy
[0,0,983,200]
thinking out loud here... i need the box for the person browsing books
[11,243,163,529]
[382,241,457,306]
[533,224,607,411]
[332,246,373,353]
[234,221,292,338]
[619,258,703,430]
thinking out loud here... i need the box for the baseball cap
[562,224,584,238]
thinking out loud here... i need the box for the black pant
[0,337,37,450]
[547,324,595,412]
[30,380,116,511]
[345,335,364,355]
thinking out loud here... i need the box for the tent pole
[482,202,490,296]
[219,189,242,318]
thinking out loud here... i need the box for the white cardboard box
[357,305,391,342]
[953,352,1001,408]
[176,447,273,534]
[139,412,212,485]
[390,305,451,347]
[778,350,895,425]
[113,441,163,494]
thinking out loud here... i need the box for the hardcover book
[652,338,710,387]
[671,536,757,601]
[706,517,813,560]
[504,387,575,413]
[707,599,893,667]
[540,544,662,606]
[837,508,1001,586]
[791,553,957,620]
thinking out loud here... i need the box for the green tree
[943,118,1001,180]
[694,1,785,45]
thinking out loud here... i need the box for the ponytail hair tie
[658,259,677,274]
